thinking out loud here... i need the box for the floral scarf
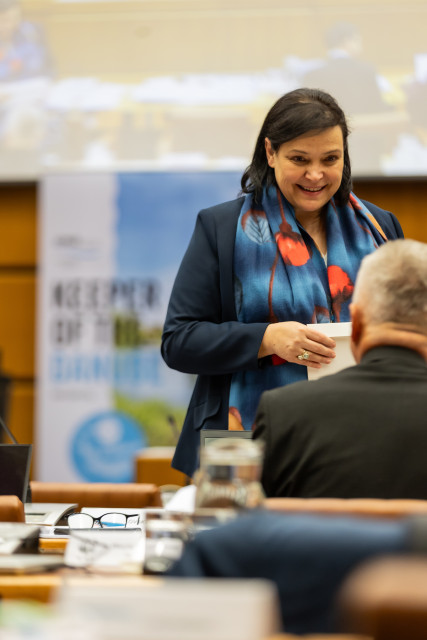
[228,185,388,431]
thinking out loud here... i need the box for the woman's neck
[296,208,327,256]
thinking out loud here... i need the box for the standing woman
[161,88,404,477]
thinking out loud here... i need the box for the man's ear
[350,303,362,343]
[265,138,275,168]
[350,303,363,363]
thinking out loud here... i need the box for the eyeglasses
[67,512,140,529]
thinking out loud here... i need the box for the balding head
[350,239,427,361]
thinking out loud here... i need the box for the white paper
[307,322,355,381]
[164,485,197,513]
[64,529,144,572]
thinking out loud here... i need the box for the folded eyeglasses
[67,512,140,529]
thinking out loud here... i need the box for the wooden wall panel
[0,275,36,379]
[0,186,37,266]
[0,184,37,472]
[7,383,34,448]
[353,179,427,243]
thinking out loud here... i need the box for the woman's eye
[290,156,306,163]
[324,155,339,163]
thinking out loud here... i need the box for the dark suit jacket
[161,196,403,477]
[254,346,427,499]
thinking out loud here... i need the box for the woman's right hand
[258,321,336,369]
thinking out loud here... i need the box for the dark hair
[241,88,352,205]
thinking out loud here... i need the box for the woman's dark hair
[241,88,352,205]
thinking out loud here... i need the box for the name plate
[58,579,280,639]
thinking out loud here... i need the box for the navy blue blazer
[167,510,424,634]
[161,196,404,477]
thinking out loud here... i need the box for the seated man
[167,509,427,635]
[253,238,427,499]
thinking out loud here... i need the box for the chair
[0,495,25,522]
[265,498,427,520]
[30,481,162,510]
[134,447,189,488]
[269,636,370,639]
[337,556,427,640]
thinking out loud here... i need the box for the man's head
[325,21,363,57]
[350,239,427,362]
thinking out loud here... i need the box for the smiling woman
[264,127,344,256]
[265,128,344,217]
[161,87,405,478]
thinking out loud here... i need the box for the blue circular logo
[71,411,146,482]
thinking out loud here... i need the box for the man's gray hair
[353,239,427,326]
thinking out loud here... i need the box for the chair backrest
[337,556,427,640]
[265,497,427,520]
[135,447,189,488]
[0,495,25,522]
[30,481,162,510]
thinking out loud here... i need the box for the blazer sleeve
[161,209,268,376]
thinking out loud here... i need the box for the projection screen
[2,0,427,180]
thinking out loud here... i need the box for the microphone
[0,413,18,444]
[167,414,179,445]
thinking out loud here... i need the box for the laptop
[25,503,78,526]
[0,444,32,503]
[200,429,253,448]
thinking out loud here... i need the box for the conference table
[0,533,161,602]
[0,535,371,640]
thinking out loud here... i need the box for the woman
[161,88,404,477]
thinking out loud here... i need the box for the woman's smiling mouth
[298,185,326,192]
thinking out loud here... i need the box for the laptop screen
[0,444,32,503]
[200,430,253,448]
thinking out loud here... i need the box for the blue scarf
[229,185,388,430]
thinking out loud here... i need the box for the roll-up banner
[37,172,240,481]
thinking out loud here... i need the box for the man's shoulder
[262,367,357,406]
[263,365,357,404]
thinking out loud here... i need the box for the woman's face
[265,126,344,219]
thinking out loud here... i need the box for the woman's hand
[258,321,336,368]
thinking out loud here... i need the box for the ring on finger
[297,349,310,361]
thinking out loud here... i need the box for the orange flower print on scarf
[275,221,310,266]
[327,265,354,322]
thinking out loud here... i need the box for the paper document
[65,529,144,573]
[307,322,354,381]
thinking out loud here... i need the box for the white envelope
[307,322,355,381]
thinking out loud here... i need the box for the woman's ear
[265,138,275,168]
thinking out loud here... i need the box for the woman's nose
[305,165,323,180]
